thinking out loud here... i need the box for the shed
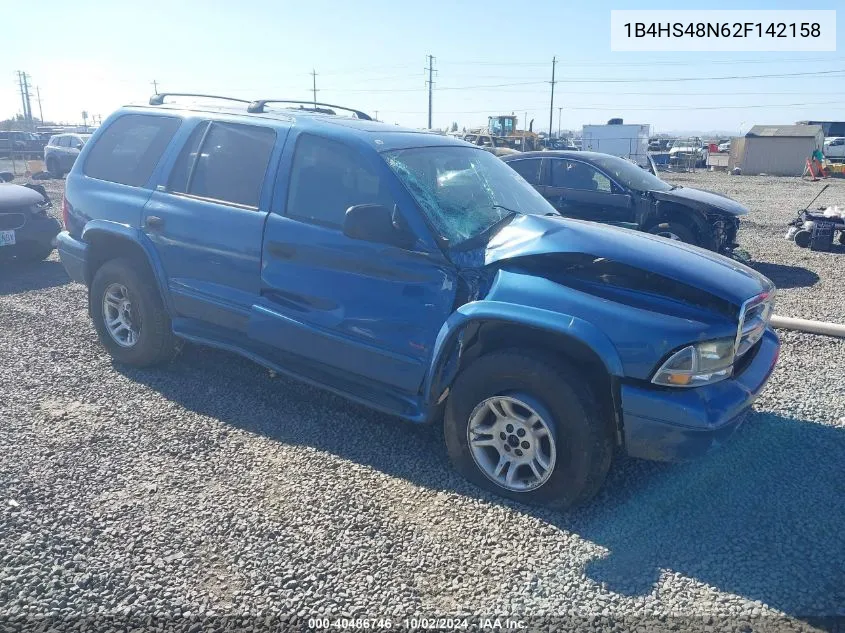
[734,124,824,176]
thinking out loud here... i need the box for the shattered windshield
[590,153,673,193]
[384,146,556,247]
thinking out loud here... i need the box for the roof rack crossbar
[149,93,252,106]
[247,99,372,120]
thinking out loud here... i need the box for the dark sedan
[503,151,747,252]
[0,183,61,262]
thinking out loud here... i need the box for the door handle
[145,216,165,230]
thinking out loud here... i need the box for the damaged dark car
[503,150,746,253]
[0,183,61,263]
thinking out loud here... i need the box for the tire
[46,157,61,178]
[444,350,613,509]
[89,257,178,367]
[647,221,698,246]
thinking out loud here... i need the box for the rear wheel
[90,258,178,366]
[647,221,698,246]
[444,350,613,509]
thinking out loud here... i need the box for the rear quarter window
[84,114,181,187]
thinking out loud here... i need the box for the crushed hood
[652,186,749,217]
[478,214,771,308]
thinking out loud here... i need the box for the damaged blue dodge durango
[57,95,780,507]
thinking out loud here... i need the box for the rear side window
[286,134,394,227]
[84,114,181,187]
[167,121,275,208]
[508,158,542,185]
[167,122,210,194]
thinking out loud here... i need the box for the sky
[1,0,842,135]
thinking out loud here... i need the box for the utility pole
[36,86,44,123]
[17,72,30,122]
[548,56,556,138]
[374,110,379,121]
[558,106,562,138]
[425,54,436,129]
[152,80,159,94]
[311,70,318,109]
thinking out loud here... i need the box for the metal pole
[426,55,435,130]
[558,107,562,138]
[548,56,556,138]
[36,86,44,123]
[311,70,318,110]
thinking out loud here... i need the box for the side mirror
[74,143,84,150]
[343,204,415,249]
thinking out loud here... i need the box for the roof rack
[247,99,372,120]
[148,93,252,106]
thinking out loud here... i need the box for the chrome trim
[735,290,774,358]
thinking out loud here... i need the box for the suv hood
[478,214,771,309]
[651,186,749,217]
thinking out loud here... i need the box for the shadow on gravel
[573,412,845,618]
[748,261,820,289]
[0,259,70,295]
[120,346,845,620]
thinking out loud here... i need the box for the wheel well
[643,203,704,241]
[84,232,155,287]
[457,321,622,443]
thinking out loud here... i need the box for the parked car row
[50,95,779,508]
[0,131,47,158]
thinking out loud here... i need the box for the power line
[439,55,845,68]
[377,100,843,114]
[319,68,844,94]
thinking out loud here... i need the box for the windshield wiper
[451,208,519,252]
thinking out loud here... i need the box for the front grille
[0,213,26,230]
[735,292,774,359]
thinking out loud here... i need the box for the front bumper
[56,230,89,284]
[13,214,61,247]
[622,328,780,462]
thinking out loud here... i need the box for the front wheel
[444,350,613,509]
[647,221,698,246]
[90,258,178,367]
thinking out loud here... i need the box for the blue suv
[56,94,780,507]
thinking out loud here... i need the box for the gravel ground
[1,174,843,633]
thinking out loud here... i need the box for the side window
[508,159,542,186]
[176,122,275,208]
[84,114,181,186]
[48,135,58,147]
[167,122,210,194]
[551,159,613,192]
[286,134,394,228]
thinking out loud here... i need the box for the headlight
[651,337,735,387]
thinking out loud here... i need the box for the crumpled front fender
[423,299,624,410]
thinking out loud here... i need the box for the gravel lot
[1,173,843,632]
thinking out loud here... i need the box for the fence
[0,153,45,178]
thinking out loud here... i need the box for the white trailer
[581,121,650,166]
